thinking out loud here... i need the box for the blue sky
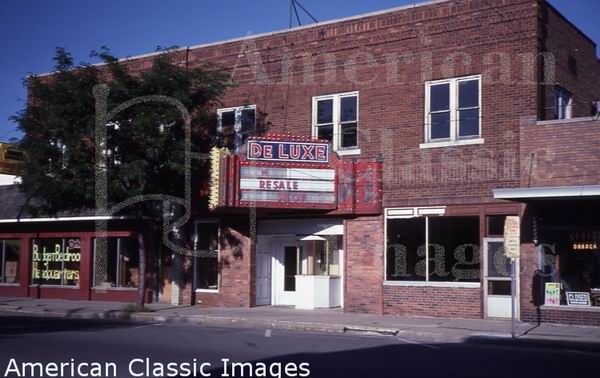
[0,0,597,141]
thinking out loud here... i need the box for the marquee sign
[247,140,329,164]
[208,135,382,214]
[239,167,336,205]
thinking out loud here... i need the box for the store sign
[31,238,81,286]
[240,167,335,204]
[0,143,25,176]
[503,216,521,259]
[544,283,561,306]
[247,140,329,164]
[566,292,591,307]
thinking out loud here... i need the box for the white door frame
[483,237,520,319]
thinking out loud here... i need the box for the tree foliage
[14,47,232,216]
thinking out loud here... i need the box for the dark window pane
[195,223,219,290]
[430,112,451,140]
[241,109,255,134]
[459,80,479,108]
[488,280,511,295]
[317,99,333,124]
[428,217,480,282]
[106,238,118,286]
[487,216,507,237]
[317,125,334,143]
[458,109,480,138]
[284,246,297,291]
[221,111,236,127]
[197,223,219,252]
[386,218,426,281]
[430,83,450,112]
[487,241,510,278]
[196,257,218,290]
[340,96,357,122]
[119,238,139,288]
[2,240,20,284]
[340,123,358,148]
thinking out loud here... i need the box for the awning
[493,185,600,201]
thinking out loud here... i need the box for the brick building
[1,0,599,325]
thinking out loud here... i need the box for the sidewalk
[1,297,600,349]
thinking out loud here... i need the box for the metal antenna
[289,0,318,28]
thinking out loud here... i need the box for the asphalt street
[0,312,599,378]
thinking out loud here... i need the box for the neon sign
[247,140,329,163]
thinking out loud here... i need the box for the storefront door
[484,238,519,319]
[255,248,271,306]
[272,239,300,306]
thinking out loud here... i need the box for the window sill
[195,289,219,294]
[335,148,361,156]
[419,138,484,150]
[92,287,137,291]
[28,285,80,289]
[384,281,481,288]
[0,283,20,287]
[540,305,600,312]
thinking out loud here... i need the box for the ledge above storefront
[493,185,600,202]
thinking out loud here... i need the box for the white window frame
[555,87,573,120]
[193,219,221,293]
[217,105,257,150]
[312,92,361,155]
[421,75,484,149]
[383,207,481,288]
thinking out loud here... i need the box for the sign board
[0,143,25,176]
[247,140,329,164]
[503,216,521,259]
[566,291,591,307]
[239,167,336,205]
[544,283,561,306]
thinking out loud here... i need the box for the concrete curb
[2,306,398,337]
[3,306,600,351]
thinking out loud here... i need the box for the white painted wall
[0,174,20,186]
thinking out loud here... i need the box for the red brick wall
[114,0,541,210]
[520,117,600,187]
[344,216,384,314]
[539,2,600,120]
[196,217,254,307]
[383,285,482,318]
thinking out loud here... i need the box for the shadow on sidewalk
[0,314,144,340]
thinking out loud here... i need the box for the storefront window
[386,216,480,282]
[1,239,20,284]
[194,222,219,291]
[31,238,81,286]
[541,231,600,307]
[94,237,139,288]
[299,235,343,276]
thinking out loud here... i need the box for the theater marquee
[208,135,382,214]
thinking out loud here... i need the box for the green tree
[13,47,232,306]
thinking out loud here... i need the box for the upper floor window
[555,87,573,120]
[422,75,483,148]
[217,105,256,152]
[312,92,360,154]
